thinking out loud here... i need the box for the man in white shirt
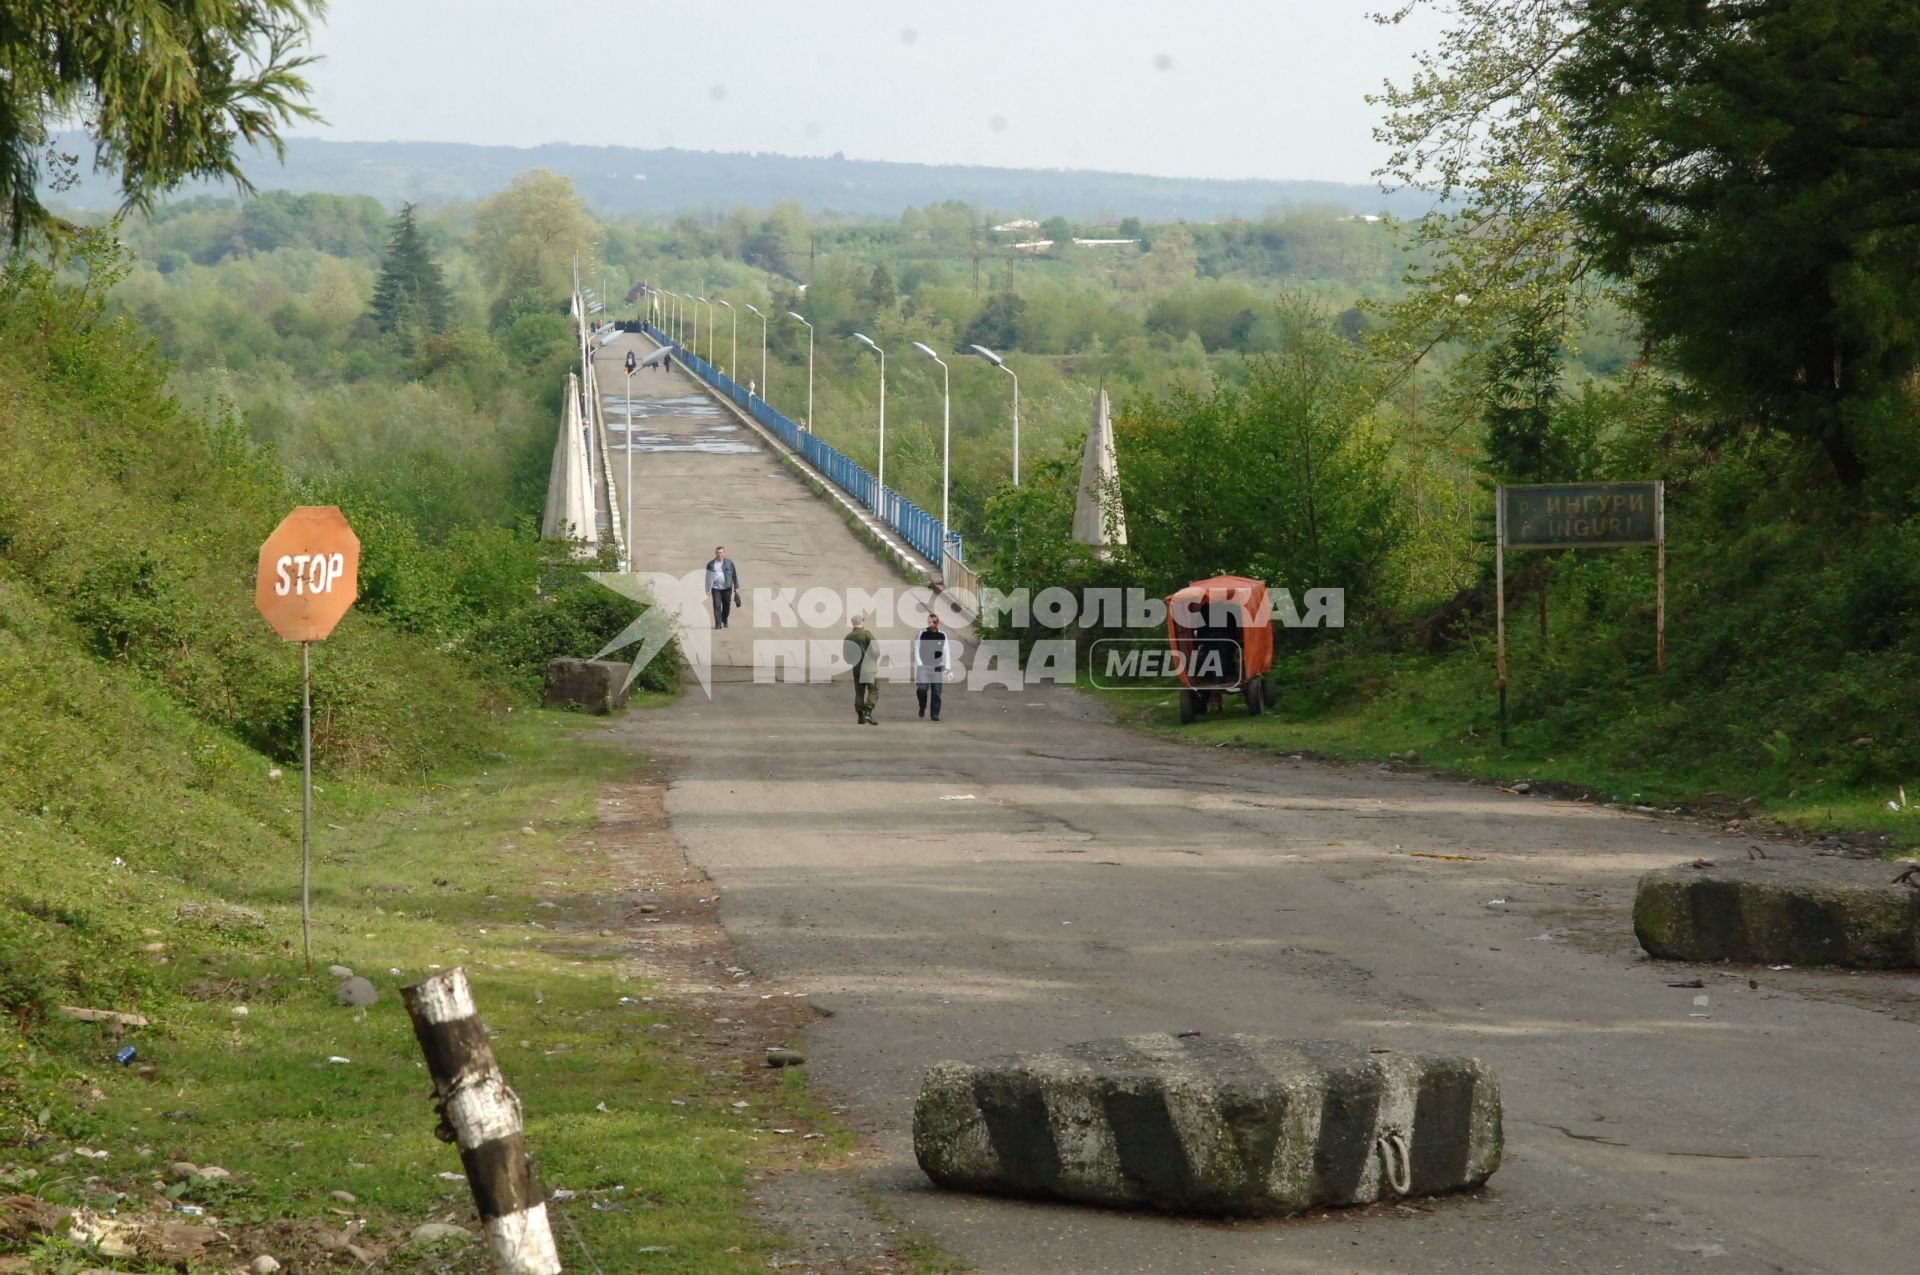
[913,614,951,721]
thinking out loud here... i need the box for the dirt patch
[0,1194,384,1272]
[576,766,923,1274]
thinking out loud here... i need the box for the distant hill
[54,135,1424,222]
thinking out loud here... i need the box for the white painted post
[401,968,562,1275]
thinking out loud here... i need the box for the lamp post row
[636,288,1019,567]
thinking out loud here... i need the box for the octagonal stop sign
[256,506,360,641]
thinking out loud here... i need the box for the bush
[467,569,682,698]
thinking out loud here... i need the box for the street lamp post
[623,363,634,569]
[717,299,737,379]
[912,341,952,542]
[970,344,1020,486]
[787,311,814,431]
[850,333,886,510]
[700,296,716,363]
[745,304,768,400]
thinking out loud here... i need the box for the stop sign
[255,506,360,641]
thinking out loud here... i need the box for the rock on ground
[173,901,266,930]
[1635,859,1920,968]
[335,977,378,1007]
[913,1033,1501,1217]
[542,658,633,714]
[409,1221,473,1245]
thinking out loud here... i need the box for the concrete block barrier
[541,658,631,714]
[913,1033,1501,1216]
[1635,859,1920,968]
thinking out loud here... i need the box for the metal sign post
[624,366,635,569]
[300,640,313,969]
[1495,496,1508,747]
[255,506,361,973]
[1495,481,1664,748]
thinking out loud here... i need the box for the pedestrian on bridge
[913,614,950,721]
[844,614,879,725]
[705,546,740,629]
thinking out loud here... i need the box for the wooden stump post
[401,967,562,1274]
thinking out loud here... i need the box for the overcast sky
[294,1,1447,185]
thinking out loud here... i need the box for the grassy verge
[1085,654,1920,852]
[2,705,855,1272]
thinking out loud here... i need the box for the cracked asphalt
[597,333,1919,1275]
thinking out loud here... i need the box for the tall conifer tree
[370,203,451,348]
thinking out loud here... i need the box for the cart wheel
[1178,689,1198,724]
[1243,683,1265,717]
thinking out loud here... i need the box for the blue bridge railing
[644,323,963,571]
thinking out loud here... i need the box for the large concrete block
[541,658,631,714]
[913,1034,1501,1216]
[1635,859,1920,968]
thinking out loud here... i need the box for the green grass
[1086,645,1920,852]
[0,709,858,1272]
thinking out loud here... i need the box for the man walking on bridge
[705,546,740,629]
[845,614,879,725]
[913,613,950,721]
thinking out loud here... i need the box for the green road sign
[1499,482,1663,549]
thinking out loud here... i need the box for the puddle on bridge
[617,431,758,455]
[604,394,727,419]
[604,394,759,454]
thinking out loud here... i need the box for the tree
[470,169,599,301]
[962,292,1026,352]
[369,203,451,349]
[0,1,322,247]
[1481,319,1571,485]
[1366,1,1604,408]
[863,264,896,314]
[1557,0,1920,492]
[1114,300,1409,611]
[1136,225,1197,290]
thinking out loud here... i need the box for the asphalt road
[593,333,1918,1275]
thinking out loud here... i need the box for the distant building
[1071,238,1139,247]
[993,218,1041,233]
[1337,214,1385,223]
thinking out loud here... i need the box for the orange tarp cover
[1164,575,1273,687]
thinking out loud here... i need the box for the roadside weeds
[0,707,942,1273]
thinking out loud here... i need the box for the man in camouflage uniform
[844,613,879,725]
